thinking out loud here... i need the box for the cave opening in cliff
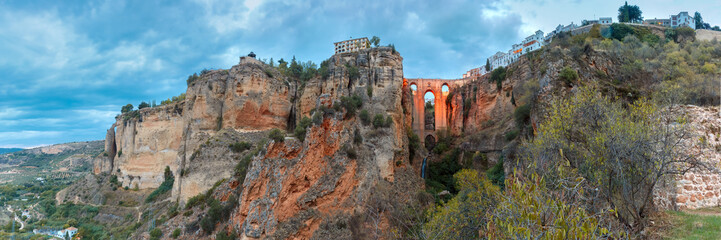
[424,91,435,131]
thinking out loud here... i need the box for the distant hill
[0,141,103,168]
[0,148,23,155]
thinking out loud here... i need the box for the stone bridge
[405,78,471,149]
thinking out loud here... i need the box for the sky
[0,0,718,148]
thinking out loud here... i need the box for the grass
[665,209,721,240]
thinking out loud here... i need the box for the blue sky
[0,0,718,148]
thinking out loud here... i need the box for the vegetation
[171,228,181,238]
[199,195,237,233]
[269,128,285,142]
[372,114,385,129]
[617,1,642,23]
[294,116,312,142]
[145,166,174,202]
[121,104,133,113]
[339,95,363,118]
[666,210,721,240]
[138,101,150,109]
[229,141,252,153]
[149,228,162,240]
[370,36,381,47]
[359,109,370,125]
[489,66,506,90]
[558,66,578,84]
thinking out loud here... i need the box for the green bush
[294,116,312,142]
[269,128,284,142]
[359,109,370,125]
[185,193,206,209]
[384,116,393,128]
[312,111,323,125]
[490,67,506,90]
[216,229,238,240]
[504,129,519,141]
[138,102,150,109]
[121,104,133,113]
[145,166,174,203]
[343,144,357,159]
[229,142,252,153]
[372,114,385,128]
[149,228,162,240]
[339,95,363,118]
[559,66,578,84]
[486,157,505,188]
[353,128,363,145]
[171,228,181,238]
[433,142,449,154]
[513,104,531,127]
[367,85,373,98]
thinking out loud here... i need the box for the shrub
[359,109,370,125]
[513,104,531,127]
[171,228,181,238]
[490,67,506,90]
[344,144,357,159]
[353,128,363,145]
[146,166,174,202]
[312,111,323,125]
[486,157,505,188]
[216,229,238,240]
[294,116,312,142]
[558,66,578,84]
[610,23,635,41]
[407,128,420,163]
[183,210,193,216]
[346,64,360,81]
[675,26,696,42]
[339,95,363,118]
[186,73,200,86]
[269,128,284,142]
[384,116,393,128]
[185,194,206,209]
[372,114,385,128]
[121,104,133,113]
[109,175,119,186]
[149,228,162,240]
[229,142,252,153]
[504,129,519,141]
[138,102,150,109]
[366,85,373,98]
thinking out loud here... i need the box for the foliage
[513,104,531,127]
[558,66,579,84]
[121,104,133,113]
[149,228,162,240]
[339,95,363,118]
[489,66,506,90]
[366,84,373,98]
[319,60,330,79]
[343,144,357,159]
[186,73,200,86]
[486,157,505,188]
[160,93,186,105]
[294,116,312,142]
[385,115,393,128]
[359,109,370,125]
[216,229,238,240]
[407,129,420,163]
[426,148,462,196]
[486,173,616,239]
[312,110,323,125]
[185,193,207,209]
[370,36,380,47]
[171,228,181,238]
[617,1,643,23]
[269,128,284,142]
[372,114,385,129]
[353,128,363,145]
[524,86,704,229]
[346,63,360,81]
[138,101,150,109]
[423,170,501,239]
[145,166,174,202]
[229,141,252,153]
[504,129,519,141]
[485,58,491,72]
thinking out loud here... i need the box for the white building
[334,37,370,54]
[643,12,696,29]
[671,12,695,29]
[599,17,613,24]
[486,30,546,72]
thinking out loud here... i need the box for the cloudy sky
[0,0,718,148]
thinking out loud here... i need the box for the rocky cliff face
[96,56,293,201]
[90,48,420,239]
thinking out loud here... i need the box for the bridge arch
[406,78,457,147]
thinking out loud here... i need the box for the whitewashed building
[334,37,370,54]
[643,12,696,29]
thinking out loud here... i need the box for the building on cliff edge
[643,11,696,29]
[334,37,370,54]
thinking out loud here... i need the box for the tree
[714,26,721,31]
[524,87,705,229]
[121,104,133,113]
[617,1,642,23]
[138,101,150,109]
[269,57,274,67]
[370,36,380,47]
[694,12,703,29]
[485,58,491,72]
[289,56,302,79]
